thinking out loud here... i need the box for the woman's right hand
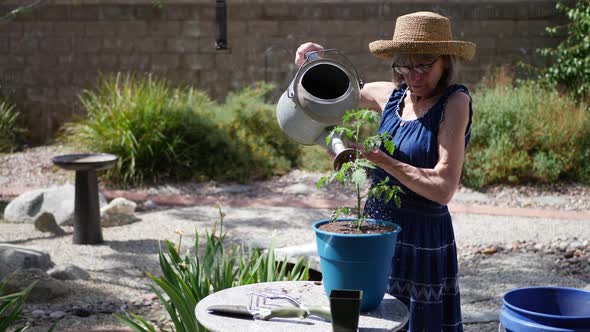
[295,42,324,67]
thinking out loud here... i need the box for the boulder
[0,245,54,280]
[33,212,66,236]
[101,197,140,227]
[1,268,68,302]
[3,185,107,225]
[48,264,90,280]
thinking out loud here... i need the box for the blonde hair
[391,54,459,89]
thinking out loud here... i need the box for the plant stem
[355,118,362,227]
[357,183,362,227]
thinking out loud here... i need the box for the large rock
[33,212,65,236]
[48,264,90,280]
[0,245,54,280]
[3,185,107,226]
[101,197,140,227]
[1,268,68,302]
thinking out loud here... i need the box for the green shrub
[0,100,22,153]
[300,145,333,172]
[65,74,300,185]
[116,204,310,332]
[215,83,301,181]
[464,75,590,188]
[537,1,590,100]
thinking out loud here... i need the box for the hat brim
[369,40,476,61]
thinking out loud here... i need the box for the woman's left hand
[361,147,390,167]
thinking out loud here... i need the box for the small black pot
[329,289,362,332]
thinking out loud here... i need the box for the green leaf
[0,281,36,331]
[151,276,196,332]
[316,176,326,189]
[351,169,367,187]
[115,312,158,332]
[335,168,346,182]
[356,159,376,169]
[384,189,394,203]
[384,139,396,155]
[325,130,335,145]
[266,241,275,282]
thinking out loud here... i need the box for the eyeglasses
[392,57,439,75]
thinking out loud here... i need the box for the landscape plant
[0,278,36,331]
[65,74,301,185]
[214,83,302,181]
[465,70,590,188]
[115,203,310,332]
[0,99,23,153]
[317,109,403,229]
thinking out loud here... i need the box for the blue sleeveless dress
[364,83,473,332]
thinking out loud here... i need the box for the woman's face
[393,55,446,98]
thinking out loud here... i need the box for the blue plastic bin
[500,286,590,332]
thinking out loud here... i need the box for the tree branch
[0,0,50,21]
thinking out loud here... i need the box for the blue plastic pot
[500,286,590,332]
[313,218,401,312]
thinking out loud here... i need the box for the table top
[195,281,409,332]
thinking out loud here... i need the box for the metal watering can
[276,49,364,169]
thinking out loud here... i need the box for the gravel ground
[2,205,589,332]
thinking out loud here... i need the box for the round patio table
[195,280,409,332]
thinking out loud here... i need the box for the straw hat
[369,12,476,60]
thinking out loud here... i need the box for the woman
[295,12,476,332]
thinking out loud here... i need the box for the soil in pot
[318,220,397,235]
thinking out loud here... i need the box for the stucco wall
[0,0,565,142]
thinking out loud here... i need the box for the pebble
[142,200,158,211]
[49,311,66,319]
[31,310,45,319]
[72,307,91,317]
[481,246,498,255]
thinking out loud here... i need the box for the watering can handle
[288,51,319,98]
[305,51,320,61]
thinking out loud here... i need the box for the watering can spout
[276,49,362,170]
[314,132,357,171]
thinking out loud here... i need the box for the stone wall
[0,0,565,142]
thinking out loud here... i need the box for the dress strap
[382,83,407,118]
[378,84,408,132]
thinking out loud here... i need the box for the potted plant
[314,109,403,312]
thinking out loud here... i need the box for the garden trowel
[207,291,331,321]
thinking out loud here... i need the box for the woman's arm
[359,82,397,114]
[363,91,471,205]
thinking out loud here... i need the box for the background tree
[537,0,590,101]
